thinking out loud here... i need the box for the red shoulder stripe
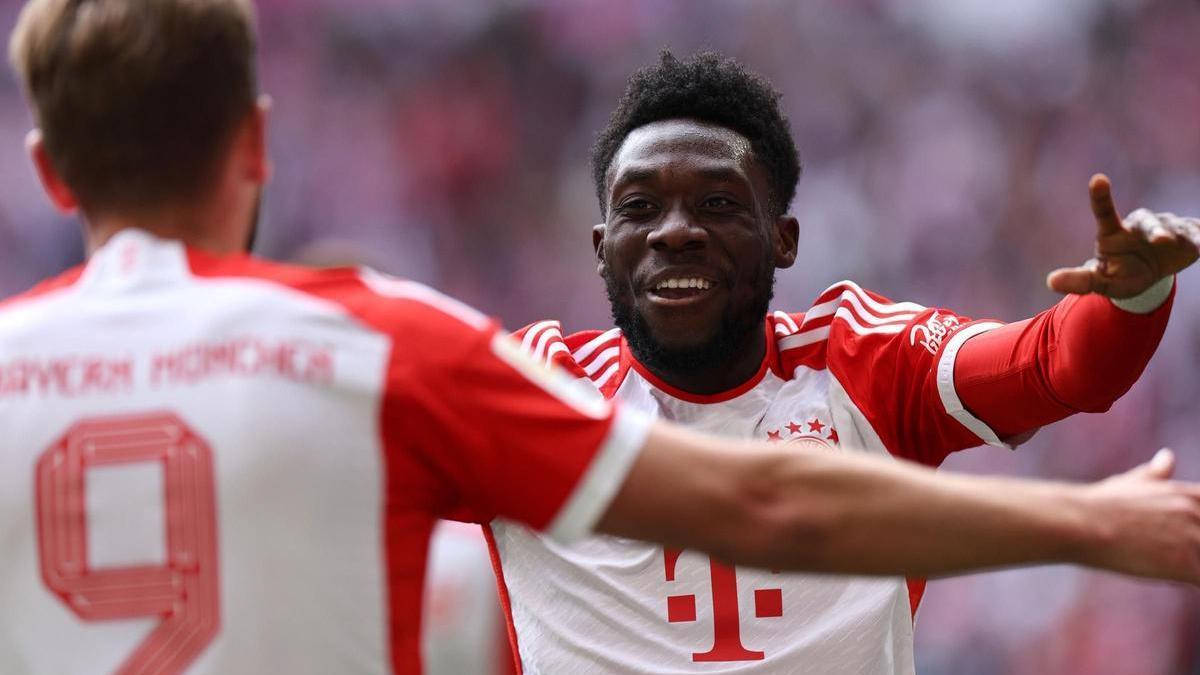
[512,320,587,378]
[0,265,86,314]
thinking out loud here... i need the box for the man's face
[596,119,797,372]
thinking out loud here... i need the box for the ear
[773,214,799,269]
[27,130,78,214]
[242,95,272,184]
[592,222,607,275]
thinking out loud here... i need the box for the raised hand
[1047,174,1200,298]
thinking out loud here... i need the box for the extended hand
[1047,174,1200,298]
[1080,449,1200,585]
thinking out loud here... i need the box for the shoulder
[774,280,930,371]
[189,251,493,350]
[512,321,625,389]
[0,265,86,315]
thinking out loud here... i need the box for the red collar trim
[624,320,782,404]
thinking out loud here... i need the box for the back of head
[8,0,258,217]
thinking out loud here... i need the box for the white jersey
[0,229,648,674]
[422,521,514,675]
[489,282,1006,674]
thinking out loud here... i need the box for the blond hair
[9,0,259,214]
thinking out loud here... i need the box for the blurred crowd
[2,0,1198,673]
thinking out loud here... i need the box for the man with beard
[487,52,1200,674]
[19,4,1200,674]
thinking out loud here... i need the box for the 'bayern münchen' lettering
[0,356,134,399]
[150,337,334,387]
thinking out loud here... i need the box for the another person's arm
[601,422,1200,584]
[378,277,1200,587]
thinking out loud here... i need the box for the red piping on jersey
[625,320,786,404]
[906,578,926,621]
[0,265,85,312]
[482,524,524,675]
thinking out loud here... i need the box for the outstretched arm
[954,175,1198,440]
[598,421,1200,584]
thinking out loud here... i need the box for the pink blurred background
[1,1,1198,673]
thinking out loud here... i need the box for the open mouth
[645,276,718,303]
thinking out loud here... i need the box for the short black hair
[591,50,801,219]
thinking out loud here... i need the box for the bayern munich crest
[766,417,839,449]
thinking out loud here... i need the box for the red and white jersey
[490,281,1006,675]
[0,229,649,675]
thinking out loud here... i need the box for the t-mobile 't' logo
[663,548,782,662]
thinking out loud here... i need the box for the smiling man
[483,52,1200,674]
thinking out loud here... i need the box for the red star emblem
[786,421,803,435]
[827,428,839,444]
[807,418,825,434]
[767,430,782,442]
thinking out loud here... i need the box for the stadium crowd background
[1,0,1197,673]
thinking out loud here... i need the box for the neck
[84,201,245,257]
[637,322,767,396]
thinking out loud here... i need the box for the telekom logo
[663,548,782,662]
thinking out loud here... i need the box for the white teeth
[655,278,713,291]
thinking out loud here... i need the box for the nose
[647,209,707,253]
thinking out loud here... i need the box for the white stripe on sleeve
[547,405,653,544]
[936,321,1012,449]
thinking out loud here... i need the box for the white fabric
[422,522,509,675]
[548,405,652,544]
[936,321,1011,449]
[0,230,394,674]
[1109,275,1174,314]
[492,362,915,674]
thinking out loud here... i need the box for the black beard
[604,266,775,377]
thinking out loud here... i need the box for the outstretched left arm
[955,174,1198,441]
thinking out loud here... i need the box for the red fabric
[483,524,524,675]
[0,266,85,312]
[500,283,1173,627]
[819,301,985,467]
[955,289,1174,439]
[185,250,621,675]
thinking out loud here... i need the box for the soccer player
[3,4,1200,675]
[492,52,1200,674]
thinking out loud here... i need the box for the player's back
[1,229,419,674]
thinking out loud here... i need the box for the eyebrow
[694,167,746,183]
[610,167,657,192]
[610,165,748,194]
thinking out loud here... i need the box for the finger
[1134,211,1173,244]
[1090,174,1123,237]
[1132,448,1177,480]
[1047,266,1105,295]
[1124,208,1157,238]
[1120,448,1175,480]
[1163,216,1200,249]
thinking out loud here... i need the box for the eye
[702,196,738,209]
[616,198,658,216]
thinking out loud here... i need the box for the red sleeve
[952,284,1174,440]
[512,321,589,378]
[818,280,1173,467]
[382,292,648,540]
[819,283,986,467]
